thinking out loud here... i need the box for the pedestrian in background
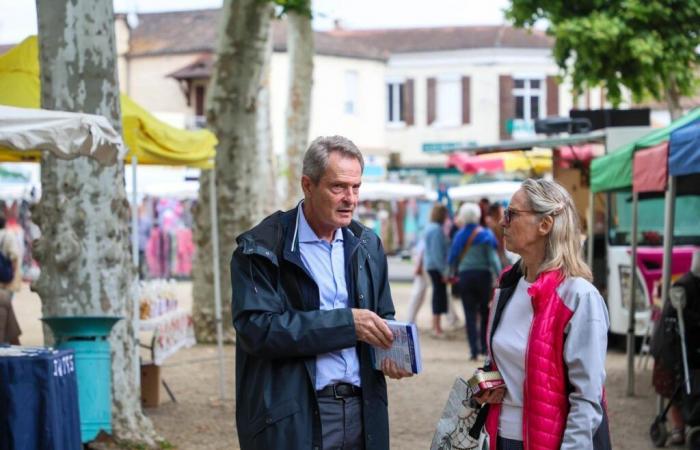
[475,178,611,450]
[0,212,21,344]
[424,203,450,338]
[448,202,501,360]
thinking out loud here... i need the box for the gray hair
[455,202,480,227]
[520,178,592,281]
[302,135,365,184]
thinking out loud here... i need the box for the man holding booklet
[231,135,413,450]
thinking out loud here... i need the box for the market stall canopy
[590,108,700,193]
[0,105,127,165]
[447,149,552,175]
[669,120,700,177]
[359,181,427,201]
[633,143,668,193]
[0,36,216,167]
[447,181,521,203]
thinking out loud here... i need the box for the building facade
[115,10,581,166]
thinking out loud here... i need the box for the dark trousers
[427,269,448,314]
[497,436,524,450]
[318,396,364,450]
[458,270,492,359]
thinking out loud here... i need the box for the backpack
[0,235,14,283]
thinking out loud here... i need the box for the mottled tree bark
[192,0,275,343]
[284,8,314,209]
[34,0,156,444]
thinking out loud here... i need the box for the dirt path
[15,282,660,449]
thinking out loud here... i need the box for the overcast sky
[0,0,511,44]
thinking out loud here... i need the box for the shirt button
[359,294,364,299]
[265,417,272,424]
[359,266,363,270]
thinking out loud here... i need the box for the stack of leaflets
[371,320,423,374]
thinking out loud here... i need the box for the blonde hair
[520,178,592,281]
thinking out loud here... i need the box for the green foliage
[271,0,312,17]
[507,0,700,107]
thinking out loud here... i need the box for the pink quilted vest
[485,270,573,450]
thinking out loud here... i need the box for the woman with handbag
[448,202,501,360]
[474,179,611,450]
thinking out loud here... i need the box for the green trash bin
[41,316,122,443]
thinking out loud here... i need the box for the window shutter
[499,75,514,140]
[427,77,436,125]
[461,76,471,125]
[546,76,559,116]
[403,79,414,126]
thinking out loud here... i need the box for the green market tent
[590,108,700,193]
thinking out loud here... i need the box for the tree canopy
[507,0,700,115]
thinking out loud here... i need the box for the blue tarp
[669,120,700,177]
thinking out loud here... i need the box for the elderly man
[231,135,411,450]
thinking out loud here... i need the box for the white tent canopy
[359,181,428,201]
[0,105,126,164]
[448,181,522,203]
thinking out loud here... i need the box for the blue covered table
[0,346,81,450]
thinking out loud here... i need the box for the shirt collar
[298,202,344,244]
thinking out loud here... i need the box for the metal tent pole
[209,168,225,400]
[626,191,639,396]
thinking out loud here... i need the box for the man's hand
[351,309,394,349]
[473,386,506,405]
[381,358,413,380]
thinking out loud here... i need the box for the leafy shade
[507,0,700,108]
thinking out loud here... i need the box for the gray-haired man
[231,135,412,450]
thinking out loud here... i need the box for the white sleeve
[561,288,609,450]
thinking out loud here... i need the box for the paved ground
[14,280,663,449]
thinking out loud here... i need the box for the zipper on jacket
[523,295,535,450]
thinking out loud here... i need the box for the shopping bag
[430,377,489,450]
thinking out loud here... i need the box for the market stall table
[0,346,81,450]
[138,309,196,405]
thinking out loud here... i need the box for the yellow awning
[0,36,216,168]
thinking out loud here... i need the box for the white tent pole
[660,177,677,310]
[587,189,594,270]
[626,191,639,396]
[131,156,139,268]
[130,155,141,395]
[209,168,225,400]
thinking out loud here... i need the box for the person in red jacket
[474,178,611,450]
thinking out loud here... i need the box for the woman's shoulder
[557,277,607,312]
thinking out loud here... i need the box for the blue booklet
[371,320,423,374]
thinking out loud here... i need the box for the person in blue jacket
[231,135,412,450]
[448,202,502,360]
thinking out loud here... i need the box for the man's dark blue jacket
[231,204,396,450]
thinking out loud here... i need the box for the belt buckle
[333,383,343,400]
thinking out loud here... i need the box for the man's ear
[301,175,312,197]
[538,215,554,236]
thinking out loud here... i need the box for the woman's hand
[473,386,506,405]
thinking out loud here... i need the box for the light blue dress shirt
[297,205,361,390]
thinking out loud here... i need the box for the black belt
[316,383,362,399]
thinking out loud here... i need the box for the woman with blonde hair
[473,178,611,450]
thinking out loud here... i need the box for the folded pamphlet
[371,320,422,374]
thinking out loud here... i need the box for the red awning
[633,142,668,193]
[447,152,504,173]
[554,144,597,169]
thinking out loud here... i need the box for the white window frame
[434,74,462,128]
[344,70,359,115]
[386,77,406,125]
[512,76,546,122]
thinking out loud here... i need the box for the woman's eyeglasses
[503,208,537,226]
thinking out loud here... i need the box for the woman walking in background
[448,202,501,360]
[474,178,611,450]
[423,203,450,338]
